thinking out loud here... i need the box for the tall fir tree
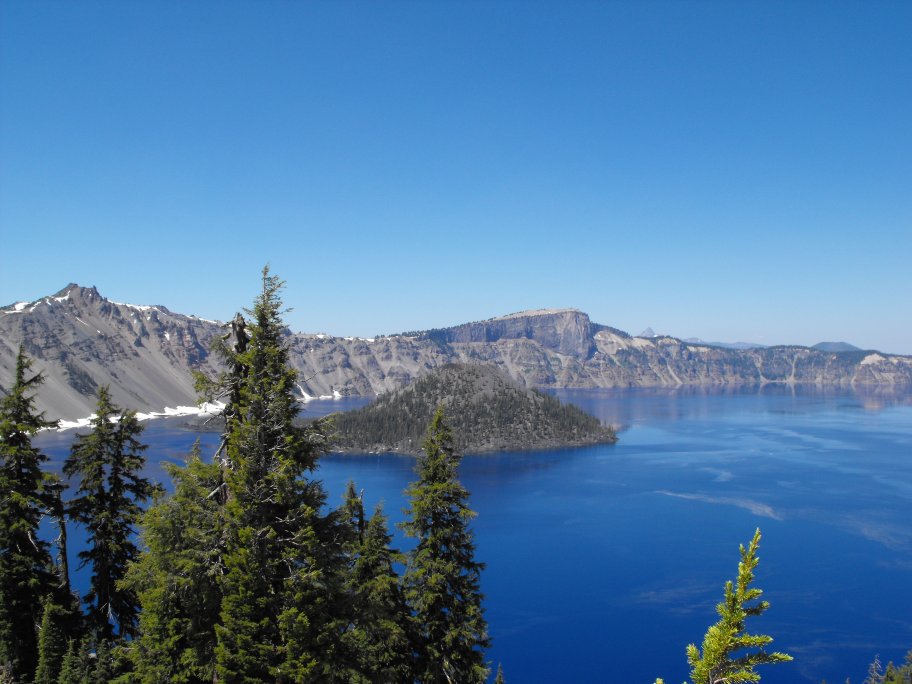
[55,638,91,684]
[126,440,223,684]
[402,407,490,684]
[342,495,415,683]
[209,268,339,682]
[0,346,57,681]
[33,598,73,684]
[686,528,792,684]
[64,386,157,641]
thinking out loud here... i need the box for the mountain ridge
[2,283,911,422]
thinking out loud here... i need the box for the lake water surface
[35,386,912,683]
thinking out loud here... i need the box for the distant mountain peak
[638,327,656,338]
[812,341,862,353]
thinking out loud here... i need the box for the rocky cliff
[0,285,224,422]
[2,284,911,422]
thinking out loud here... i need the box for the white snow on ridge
[295,383,342,402]
[134,402,225,421]
[297,384,315,402]
[14,301,30,311]
[110,300,157,313]
[55,416,97,431]
[53,402,226,432]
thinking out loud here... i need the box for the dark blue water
[35,387,912,683]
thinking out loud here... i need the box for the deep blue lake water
[34,386,912,683]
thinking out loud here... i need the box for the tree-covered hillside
[331,363,617,455]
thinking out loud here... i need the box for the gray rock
[3,285,911,422]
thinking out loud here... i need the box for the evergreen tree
[56,638,90,684]
[494,662,505,684]
[33,598,79,684]
[0,346,57,681]
[210,268,338,682]
[64,386,157,641]
[402,407,489,684]
[686,528,792,684]
[91,639,114,682]
[126,440,223,684]
[867,650,912,684]
[343,500,415,682]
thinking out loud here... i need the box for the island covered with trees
[331,362,617,455]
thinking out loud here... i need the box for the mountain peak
[52,283,102,301]
[812,341,862,353]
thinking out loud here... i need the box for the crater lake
[35,386,912,683]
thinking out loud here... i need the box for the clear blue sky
[2,1,910,353]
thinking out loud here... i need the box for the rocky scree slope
[0,285,223,422]
[331,363,617,455]
[2,285,911,422]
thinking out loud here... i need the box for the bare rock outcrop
[2,285,910,422]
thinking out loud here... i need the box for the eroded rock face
[437,309,599,358]
[2,286,910,422]
[0,285,224,422]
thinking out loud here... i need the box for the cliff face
[436,309,600,358]
[2,285,910,422]
[0,285,224,421]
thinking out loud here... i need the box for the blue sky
[2,1,910,353]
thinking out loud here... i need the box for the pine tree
[33,598,79,684]
[92,639,115,682]
[64,386,158,641]
[494,662,505,684]
[343,499,415,682]
[211,268,338,682]
[126,440,223,684]
[402,407,489,684]
[56,638,90,684]
[0,346,57,681]
[686,528,792,684]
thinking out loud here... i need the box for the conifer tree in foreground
[207,268,338,682]
[342,489,415,683]
[56,638,91,684]
[0,346,57,681]
[684,528,792,684]
[402,407,490,684]
[33,598,76,684]
[64,386,157,641]
[126,440,223,683]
